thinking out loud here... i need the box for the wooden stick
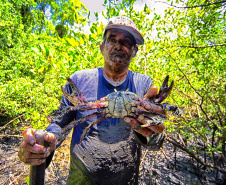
[29,130,46,185]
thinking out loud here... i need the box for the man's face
[100,28,138,73]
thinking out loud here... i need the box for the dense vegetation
[0,0,225,177]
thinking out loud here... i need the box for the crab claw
[61,77,87,106]
[154,75,174,103]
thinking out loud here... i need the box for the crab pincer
[61,77,87,106]
[154,75,174,103]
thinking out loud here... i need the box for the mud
[0,129,224,185]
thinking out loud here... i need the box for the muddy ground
[0,125,225,185]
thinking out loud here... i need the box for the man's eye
[109,38,116,43]
[122,40,132,46]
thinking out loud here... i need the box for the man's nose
[114,41,122,50]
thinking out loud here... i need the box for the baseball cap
[104,16,144,45]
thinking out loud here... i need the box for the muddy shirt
[46,68,165,185]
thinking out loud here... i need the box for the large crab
[55,75,182,145]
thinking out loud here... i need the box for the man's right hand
[18,129,56,166]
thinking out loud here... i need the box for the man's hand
[18,129,56,166]
[124,86,166,136]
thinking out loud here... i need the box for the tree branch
[0,114,25,131]
[159,48,220,128]
[154,1,226,9]
[209,96,224,126]
[164,50,203,98]
[179,43,226,48]
[166,136,226,173]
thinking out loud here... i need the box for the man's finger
[144,86,158,101]
[44,133,56,153]
[44,132,56,144]
[138,101,164,114]
[137,115,165,134]
[124,117,153,136]
[24,157,46,166]
[22,129,37,145]
[20,141,46,154]
[146,123,165,133]
[137,115,156,127]
[24,151,49,159]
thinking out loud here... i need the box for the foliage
[152,0,226,167]
[0,0,225,177]
[0,0,89,128]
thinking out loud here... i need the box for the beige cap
[104,16,144,45]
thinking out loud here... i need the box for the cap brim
[105,24,144,45]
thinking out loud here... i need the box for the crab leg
[135,115,166,129]
[57,111,104,147]
[134,108,166,128]
[61,78,107,113]
[153,75,174,103]
[161,103,183,117]
[80,116,106,144]
[62,101,107,115]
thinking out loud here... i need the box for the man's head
[100,16,144,73]
[103,16,144,45]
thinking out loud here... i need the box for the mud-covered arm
[46,104,76,142]
[45,104,77,167]
[46,81,77,140]
[45,84,77,167]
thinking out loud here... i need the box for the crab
[55,75,181,145]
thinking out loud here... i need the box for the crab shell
[100,91,139,118]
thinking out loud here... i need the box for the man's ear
[132,45,138,57]
[100,42,104,55]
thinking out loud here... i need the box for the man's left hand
[124,86,166,136]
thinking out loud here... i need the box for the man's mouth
[111,50,124,55]
[111,52,125,58]
[111,54,124,60]
[113,54,122,58]
[109,51,127,62]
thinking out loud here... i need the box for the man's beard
[104,49,133,72]
[107,55,131,72]
[110,55,124,63]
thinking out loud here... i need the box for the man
[18,16,166,185]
